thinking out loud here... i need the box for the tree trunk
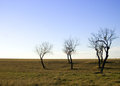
[69,54,73,69]
[101,57,103,63]
[67,54,70,63]
[100,51,103,63]
[98,57,101,68]
[40,58,45,69]
[101,48,109,73]
[96,50,101,68]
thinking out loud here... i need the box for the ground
[0,59,120,86]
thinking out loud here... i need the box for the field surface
[0,59,120,86]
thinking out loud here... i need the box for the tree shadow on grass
[42,67,52,70]
[88,61,115,65]
[115,81,120,83]
[94,72,102,74]
[106,61,115,63]
[104,67,120,70]
[94,72,106,75]
[71,68,88,71]
[87,62,98,64]
[72,68,79,70]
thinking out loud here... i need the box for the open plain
[0,59,120,86]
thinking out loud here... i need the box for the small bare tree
[90,28,117,73]
[63,38,79,69]
[36,42,52,69]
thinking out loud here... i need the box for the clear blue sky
[0,0,120,59]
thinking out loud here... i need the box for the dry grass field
[0,59,120,86]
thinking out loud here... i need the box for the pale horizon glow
[0,0,120,59]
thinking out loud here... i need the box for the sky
[0,0,120,59]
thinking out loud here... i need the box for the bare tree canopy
[36,42,52,69]
[96,28,117,48]
[63,38,79,54]
[89,28,117,73]
[63,38,79,69]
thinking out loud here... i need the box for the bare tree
[90,28,117,73]
[36,42,52,69]
[89,35,104,68]
[63,38,79,69]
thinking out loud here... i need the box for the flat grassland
[0,59,120,86]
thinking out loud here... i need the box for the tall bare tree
[63,38,79,69]
[36,42,52,69]
[90,28,117,73]
[97,28,117,73]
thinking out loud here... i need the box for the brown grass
[0,59,120,86]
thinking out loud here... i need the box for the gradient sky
[0,0,120,59]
